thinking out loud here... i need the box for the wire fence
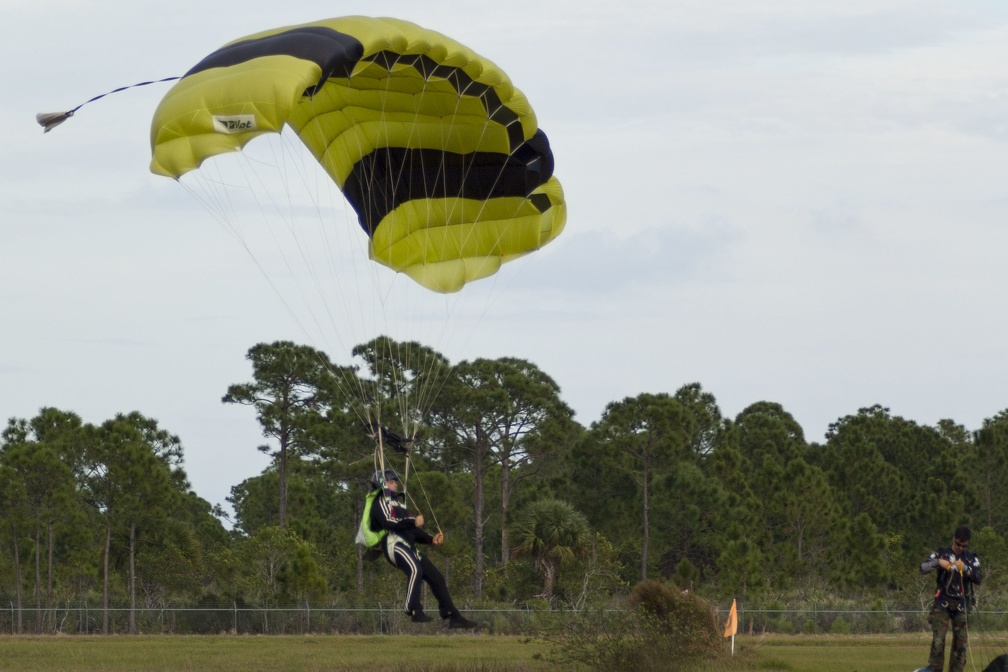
[733,607,1008,636]
[8,603,1008,636]
[1,604,578,636]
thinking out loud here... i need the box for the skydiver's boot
[448,610,479,629]
[411,610,434,623]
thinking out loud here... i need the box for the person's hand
[415,513,425,528]
[433,531,444,546]
[938,558,951,570]
[954,559,965,573]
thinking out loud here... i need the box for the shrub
[553,580,725,671]
[770,615,794,634]
[628,580,721,655]
[830,615,851,634]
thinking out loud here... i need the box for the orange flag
[724,599,738,638]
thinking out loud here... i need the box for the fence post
[233,600,237,635]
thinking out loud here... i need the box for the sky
[3,1,1007,518]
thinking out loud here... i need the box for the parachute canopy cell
[149,16,566,292]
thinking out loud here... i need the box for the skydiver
[918,526,982,672]
[365,468,478,629]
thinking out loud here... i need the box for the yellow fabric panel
[401,257,503,293]
[292,116,516,187]
[151,17,527,179]
[211,16,512,97]
[288,66,534,186]
[370,176,566,292]
[150,56,321,177]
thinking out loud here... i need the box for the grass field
[740,633,1008,671]
[2,633,1008,671]
[0,634,554,672]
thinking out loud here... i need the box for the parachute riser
[369,419,440,535]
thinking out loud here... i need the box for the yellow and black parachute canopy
[150,16,565,292]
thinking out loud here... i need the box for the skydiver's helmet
[370,468,400,490]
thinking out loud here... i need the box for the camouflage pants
[928,602,969,672]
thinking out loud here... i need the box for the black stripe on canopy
[183,27,365,84]
[345,130,556,236]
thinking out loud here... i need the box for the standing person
[366,469,478,629]
[919,526,982,672]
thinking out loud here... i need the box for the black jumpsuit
[369,489,458,619]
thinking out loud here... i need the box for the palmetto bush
[553,579,723,671]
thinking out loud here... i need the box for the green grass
[0,634,558,672]
[2,633,1008,672]
[741,633,1008,672]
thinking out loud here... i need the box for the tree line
[3,337,1007,634]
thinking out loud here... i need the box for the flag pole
[724,599,738,655]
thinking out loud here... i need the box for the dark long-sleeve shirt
[368,490,433,548]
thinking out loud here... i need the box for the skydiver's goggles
[371,468,400,489]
